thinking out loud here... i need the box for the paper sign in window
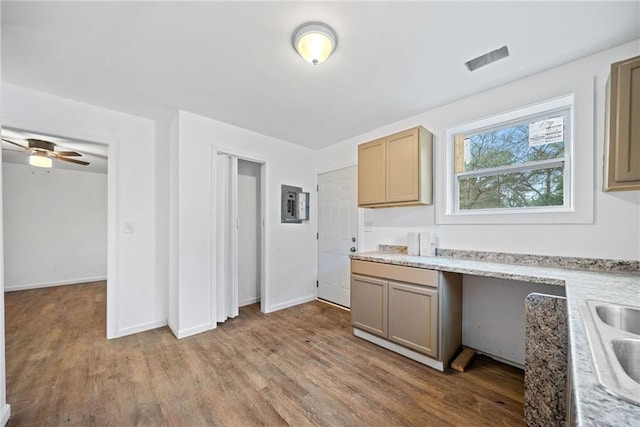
[464,138,471,163]
[528,116,564,146]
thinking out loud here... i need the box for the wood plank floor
[5,282,525,426]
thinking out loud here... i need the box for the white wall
[0,15,12,422]
[155,123,170,328]
[168,115,179,332]
[169,110,317,338]
[238,159,261,307]
[316,40,640,365]
[316,40,640,260]
[0,87,12,427]
[1,83,168,338]
[2,163,107,291]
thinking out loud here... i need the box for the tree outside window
[454,109,569,211]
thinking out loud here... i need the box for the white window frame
[440,93,594,225]
[453,102,572,214]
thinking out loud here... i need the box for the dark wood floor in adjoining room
[5,282,525,426]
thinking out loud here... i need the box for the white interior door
[216,153,239,322]
[317,166,358,308]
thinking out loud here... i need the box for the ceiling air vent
[465,46,510,71]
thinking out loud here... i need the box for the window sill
[436,207,593,225]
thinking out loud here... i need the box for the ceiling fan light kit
[2,138,90,168]
[292,22,337,65]
[29,154,52,168]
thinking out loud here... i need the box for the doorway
[215,152,265,323]
[317,166,358,308]
[1,129,109,293]
[237,160,261,307]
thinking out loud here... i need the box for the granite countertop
[351,250,640,426]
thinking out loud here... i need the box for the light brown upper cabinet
[357,138,386,205]
[358,126,433,207]
[604,55,640,191]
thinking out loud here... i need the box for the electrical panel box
[281,184,309,223]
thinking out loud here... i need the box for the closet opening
[215,152,265,323]
[237,159,262,308]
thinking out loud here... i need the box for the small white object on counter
[407,232,420,255]
[420,232,437,256]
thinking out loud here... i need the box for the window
[446,96,573,216]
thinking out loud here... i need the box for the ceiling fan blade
[2,138,27,150]
[55,151,82,157]
[57,157,90,166]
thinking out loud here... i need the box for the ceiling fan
[1,138,89,168]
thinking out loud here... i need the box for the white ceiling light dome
[292,22,338,65]
[29,153,52,168]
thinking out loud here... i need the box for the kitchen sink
[612,339,640,384]
[596,305,640,335]
[584,300,640,405]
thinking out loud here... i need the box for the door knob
[350,247,357,253]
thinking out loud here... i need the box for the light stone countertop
[350,251,640,426]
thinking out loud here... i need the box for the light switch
[124,221,135,234]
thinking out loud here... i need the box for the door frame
[316,163,363,306]
[0,119,117,338]
[211,145,266,322]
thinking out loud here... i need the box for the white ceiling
[2,1,639,150]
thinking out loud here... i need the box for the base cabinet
[388,281,438,358]
[351,260,462,371]
[351,275,387,337]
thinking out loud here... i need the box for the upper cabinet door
[356,126,433,207]
[605,55,640,191]
[358,138,386,205]
[385,128,420,203]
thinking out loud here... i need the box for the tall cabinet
[358,126,433,207]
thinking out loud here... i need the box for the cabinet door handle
[350,247,357,253]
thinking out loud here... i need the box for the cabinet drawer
[351,260,438,288]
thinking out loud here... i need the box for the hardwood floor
[5,282,525,426]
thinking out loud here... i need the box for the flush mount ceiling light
[29,153,52,168]
[465,46,510,71]
[292,22,337,65]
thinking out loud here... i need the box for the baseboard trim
[173,322,215,339]
[1,403,11,426]
[239,297,261,307]
[114,320,168,339]
[5,276,107,292]
[266,294,316,313]
[354,328,445,372]
[168,320,179,338]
